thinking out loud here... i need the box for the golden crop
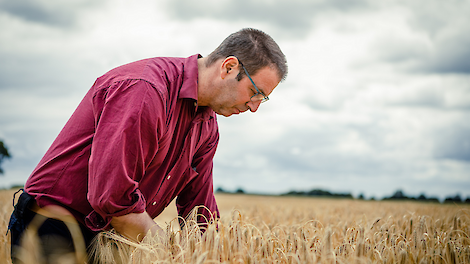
[1,189,469,263]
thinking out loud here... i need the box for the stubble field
[1,188,469,263]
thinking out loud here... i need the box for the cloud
[373,32,470,75]
[0,0,101,28]
[404,0,470,37]
[214,111,470,198]
[0,53,77,92]
[433,125,470,162]
[162,0,370,38]
[368,0,470,74]
[423,37,470,74]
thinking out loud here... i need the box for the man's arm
[86,80,166,231]
[111,211,164,242]
[176,120,220,227]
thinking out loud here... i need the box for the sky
[0,0,469,201]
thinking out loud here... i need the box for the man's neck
[196,57,212,107]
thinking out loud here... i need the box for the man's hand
[111,211,164,242]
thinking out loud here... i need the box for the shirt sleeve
[85,79,165,231]
[176,120,220,230]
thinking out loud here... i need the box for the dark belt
[12,190,34,219]
[7,189,35,237]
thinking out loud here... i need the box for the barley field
[1,188,469,263]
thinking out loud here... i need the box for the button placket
[148,119,198,212]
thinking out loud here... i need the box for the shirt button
[167,175,171,180]
[152,201,156,206]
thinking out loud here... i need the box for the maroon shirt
[25,55,220,231]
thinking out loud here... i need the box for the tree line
[216,187,470,204]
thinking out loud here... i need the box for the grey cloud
[259,125,392,176]
[0,54,63,91]
[219,100,470,188]
[163,0,370,38]
[218,120,395,179]
[433,126,470,162]
[303,96,343,111]
[423,38,470,74]
[372,0,470,74]
[405,0,469,38]
[0,0,101,28]
[374,36,470,75]
[0,51,101,97]
[385,86,445,109]
[215,113,470,199]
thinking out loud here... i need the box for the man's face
[210,65,280,117]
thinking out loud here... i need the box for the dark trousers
[8,191,97,263]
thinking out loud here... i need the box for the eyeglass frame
[238,60,269,103]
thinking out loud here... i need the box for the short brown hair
[206,28,288,82]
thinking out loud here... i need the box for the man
[8,28,288,262]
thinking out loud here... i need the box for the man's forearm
[111,211,163,242]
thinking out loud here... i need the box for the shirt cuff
[85,190,146,231]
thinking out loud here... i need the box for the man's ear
[220,56,239,79]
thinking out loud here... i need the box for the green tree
[0,140,11,174]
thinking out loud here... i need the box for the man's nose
[247,100,261,112]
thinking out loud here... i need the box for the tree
[235,188,245,194]
[215,187,227,193]
[0,140,11,175]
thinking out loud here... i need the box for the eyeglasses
[239,62,269,103]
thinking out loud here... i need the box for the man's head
[198,28,288,117]
[206,28,288,82]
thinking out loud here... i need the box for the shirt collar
[179,54,202,100]
[179,54,215,121]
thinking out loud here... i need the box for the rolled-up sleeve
[176,122,219,229]
[85,79,165,231]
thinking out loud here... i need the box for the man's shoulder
[94,55,198,91]
[140,56,188,84]
[98,57,182,82]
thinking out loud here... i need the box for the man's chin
[215,109,238,117]
[214,111,232,117]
